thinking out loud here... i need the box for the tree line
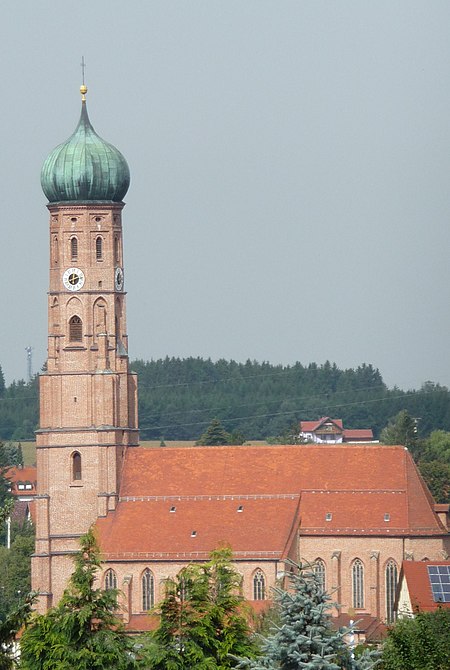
[1,358,450,443]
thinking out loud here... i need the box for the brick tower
[32,84,139,610]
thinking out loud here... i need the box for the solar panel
[427,565,450,603]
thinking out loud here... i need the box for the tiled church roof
[96,444,446,559]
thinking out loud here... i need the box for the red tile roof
[399,561,450,612]
[6,466,37,495]
[96,444,446,559]
[300,418,343,432]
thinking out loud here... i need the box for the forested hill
[0,358,450,441]
[133,358,450,441]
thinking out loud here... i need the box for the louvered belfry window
[69,316,82,342]
[96,236,103,260]
[71,237,78,261]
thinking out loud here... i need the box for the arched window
[314,559,326,592]
[70,237,78,261]
[72,452,81,481]
[105,569,117,591]
[69,316,82,342]
[385,560,398,623]
[142,569,155,610]
[114,236,120,263]
[352,559,364,609]
[96,236,103,260]
[253,570,266,600]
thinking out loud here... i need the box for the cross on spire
[80,56,86,85]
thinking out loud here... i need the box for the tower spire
[80,56,87,101]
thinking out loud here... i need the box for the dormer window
[384,513,390,522]
[170,506,176,513]
[325,513,332,521]
[191,530,197,537]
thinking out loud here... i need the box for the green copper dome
[41,96,130,203]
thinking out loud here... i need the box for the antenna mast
[25,346,32,382]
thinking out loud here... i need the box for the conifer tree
[237,561,378,670]
[146,546,257,669]
[20,528,140,670]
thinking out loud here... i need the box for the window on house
[71,237,78,261]
[386,560,398,623]
[69,316,82,342]
[96,236,103,260]
[105,569,117,591]
[72,452,82,481]
[253,570,266,600]
[314,559,326,592]
[142,569,155,610]
[352,559,364,609]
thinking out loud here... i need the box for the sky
[1,0,450,390]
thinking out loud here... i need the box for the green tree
[146,546,257,669]
[422,430,450,463]
[0,524,35,621]
[0,594,34,670]
[418,461,450,503]
[237,561,378,670]
[197,419,232,446]
[20,528,140,670]
[381,608,450,670]
[380,410,419,452]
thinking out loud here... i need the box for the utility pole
[25,346,32,382]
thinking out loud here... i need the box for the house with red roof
[299,417,374,443]
[395,559,450,617]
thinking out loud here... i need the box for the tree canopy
[20,528,140,670]
[146,546,257,669]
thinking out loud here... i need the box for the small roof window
[237,505,243,512]
[170,506,176,513]
[325,513,332,521]
[191,530,197,537]
[384,513,390,522]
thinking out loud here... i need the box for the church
[32,84,450,634]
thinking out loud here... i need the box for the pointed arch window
[314,559,326,592]
[105,569,117,591]
[352,559,364,609]
[69,315,82,342]
[253,569,266,600]
[72,452,81,481]
[70,237,78,261]
[385,560,398,623]
[142,569,155,610]
[96,236,103,261]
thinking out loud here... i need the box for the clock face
[63,267,85,291]
[115,267,124,291]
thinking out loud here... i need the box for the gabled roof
[397,561,450,613]
[96,444,446,561]
[300,417,343,433]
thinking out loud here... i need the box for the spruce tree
[237,561,378,670]
[20,528,140,670]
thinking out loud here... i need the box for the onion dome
[41,85,130,203]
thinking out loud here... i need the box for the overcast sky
[1,1,449,390]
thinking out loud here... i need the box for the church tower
[32,84,139,610]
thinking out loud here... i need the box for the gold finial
[80,56,87,101]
